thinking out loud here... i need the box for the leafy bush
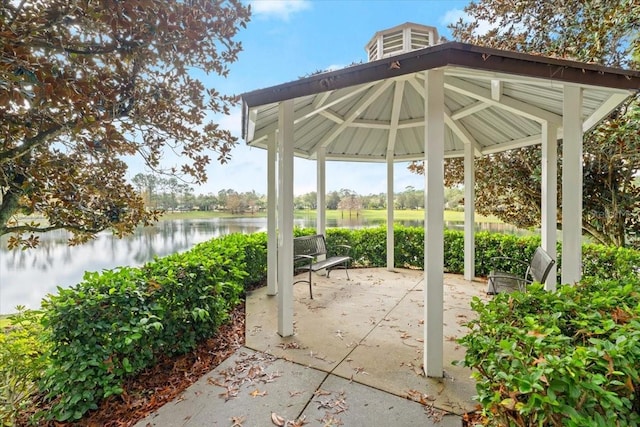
[13,227,639,422]
[582,243,640,280]
[40,234,249,421]
[457,277,640,426]
[0,308,49,426]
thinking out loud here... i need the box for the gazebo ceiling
[241,42,639,162]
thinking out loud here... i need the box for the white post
[267,133,277,295]
[386,156,395,270]
[562,86,583,285]
[277,100,295,337]
[317,147,326,237]
[463,141,475,281]
[423,69,445,378]
[541,122,558,291]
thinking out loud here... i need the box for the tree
[1,0,251,248]
[337,189,362,218]
[411,0,640,247]
[326,191,341,210]
[131,173,159,207]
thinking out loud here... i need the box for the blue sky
[130,0,473,196]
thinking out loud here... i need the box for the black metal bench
[487,247,555,295]
[293,234,351,299]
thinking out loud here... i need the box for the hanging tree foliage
[411,0,640,247]
[0,0,251,248]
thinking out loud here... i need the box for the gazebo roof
[241,42,639,162]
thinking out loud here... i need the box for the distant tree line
[131,174,464,213]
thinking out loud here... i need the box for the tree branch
[1,124,65,165]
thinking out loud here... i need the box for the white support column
[562,86,583,285]
[423,69,445,378]
[277,100,295,337]
[463,141,475,281]
[541,122,558,291]
[267,133,278,295]
[386,156,395,270]
[317,147,326,237]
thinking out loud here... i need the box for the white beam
[491,79,502,101]
[267,132,277,295]
[387,156,395,270]
[250,84,377,141]
[408,76,482,157]
[315,80,394,151]
[317,147,326,237]
[562,86,583,285]
[246,107,257,142]
[423,69,445,378]
[582,92,631,132]
[445,76,563,125]
[480,134,543,154]
[541,122,558,291]
[464,141,475,281]
[277,99,295,337]
[319,109,345,124]
[444,109,482,156]
[301,83,376,121]
[387,80,405,154]
[451,101,489,120]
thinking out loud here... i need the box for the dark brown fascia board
[241,42,640,110]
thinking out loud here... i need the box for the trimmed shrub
[40,235,248,421]
[21,227,640,422]
[0,308,49,426]
[457,277,640,426]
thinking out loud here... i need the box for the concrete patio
[136,268,489,426]
[247,267,487,413]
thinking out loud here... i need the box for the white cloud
[249,0,312,21]
[441,8,496,38]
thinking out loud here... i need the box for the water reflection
[0,218,267,313]
[0,217,525,313]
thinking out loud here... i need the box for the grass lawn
[162,209,502,223]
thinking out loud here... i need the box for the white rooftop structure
[365,22,440,61]
[240,23,640,378]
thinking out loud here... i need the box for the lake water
[0,216,524,313]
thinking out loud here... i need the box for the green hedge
[5,227,638,424]
[457,277,640,426]
[318,226,640,281]
[39,235,249,421]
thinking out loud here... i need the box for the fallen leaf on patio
[230,415,246,426]
[278,341,303,350]
[445,335,458,341]
[415,338,424,342]
[250,389,267,397]
[419,319,424,324]
[289,390,303,397]
[314,389,332,396]
[406,389,436,405]
[271,412,285,426]
[400,331,411,339]
[289,415,308,426]
[353,366,368,375]
[320,415,344,426]
[219,387,239,401]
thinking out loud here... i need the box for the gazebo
[240,23,640,377]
